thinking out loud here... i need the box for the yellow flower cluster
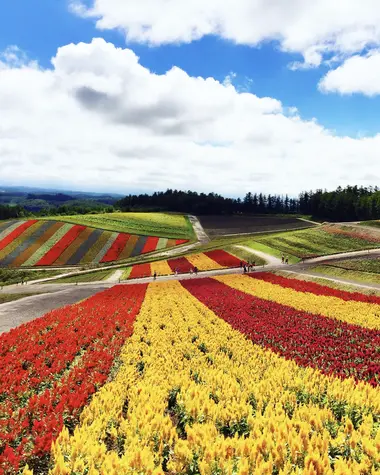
[150,259,173,276]
[49,281,380,474]
[216,274,380,330]
[186,253,224,271]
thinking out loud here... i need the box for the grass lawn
[0,293,41,304]
[0,268,62,286]
[276,270,380,296]
[121,268,132,280]
[223,245,266,265]
[41,213,194,239]
[51,269,114,283]
[306,264,380,285]
[252,225,380,259]
[241,240,300,264]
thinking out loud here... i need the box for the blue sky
[0,0,379,195]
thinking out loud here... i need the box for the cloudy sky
[1,1,380,197]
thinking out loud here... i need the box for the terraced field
[252,224,380,259]
[42,212,194,239]
[200,215,311,237]
[0,219,188,268]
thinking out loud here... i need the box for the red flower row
[0,220,38,252]
[205,250,243,267]
[142,237,160,254]
[128,263,151,279]
[167,257,192,273]
[101,233,130,263]
[181,278,380,386]
[250,272,380,305]
[0,284,147,474]
[36,225,86,266]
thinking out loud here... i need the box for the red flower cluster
[167,257,192,273]
[182,278,380,386]
[0,284,146,473]
[101,233,130,263]
[142,237,160,254]
[0,221,38,252]
[36,225,86,266]
[175,239,188,246]
[250,272,380,305]
[128,263,151,279]
[205,250,242,267]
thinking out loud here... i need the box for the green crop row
[42,213,194,239]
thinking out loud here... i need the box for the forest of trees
[117,186,380,221]
[2,186,380,221]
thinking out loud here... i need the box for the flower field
[1,272,379,474]
[126,250,246,279]
[253,224,380,259]
[0,220,188,268]
[42,213,194,240]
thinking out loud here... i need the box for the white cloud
[319,49,380,95]
[72,0,380,67]
[1,38,380,196]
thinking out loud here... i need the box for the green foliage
[0,269,61,286]
[0,293,41,304]
[51,269,114,283]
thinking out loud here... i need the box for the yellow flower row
[215,274,380,330]
[150,259,172,276]
[186,253,225,271]
[47,281,380,474]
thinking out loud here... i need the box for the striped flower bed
[0,220,188,268]
[8,276,380,475]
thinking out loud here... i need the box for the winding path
[233,244,282,266]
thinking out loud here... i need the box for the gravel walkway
[0,285,109,334]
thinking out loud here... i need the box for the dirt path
[234,245,282,266]
[0,286,109,334]
[297,217,322,225]
[188,215,210,243]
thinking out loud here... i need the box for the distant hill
[0,185,123,211]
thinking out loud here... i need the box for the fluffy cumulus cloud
[319,50,380,95]
[72,0,380,68]
[1,38,380,195]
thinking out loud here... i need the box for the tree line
[117,186,380,220]
[2,185,380,221]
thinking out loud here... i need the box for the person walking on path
[194,266,198,275]
[281,254,285,264]
[153,271,157,280]
[285,256,289,265]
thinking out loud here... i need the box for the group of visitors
[240,261,255,273]
[281,254,289,264]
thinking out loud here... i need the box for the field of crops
[0,220,188,268]
[1,273,379,473]
[200,215,311,237]
[42,213,194,239]
[125,250,251,279]
[253,224,380,259]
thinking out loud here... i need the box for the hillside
[41,212,194,239]
[0,219,188,268]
